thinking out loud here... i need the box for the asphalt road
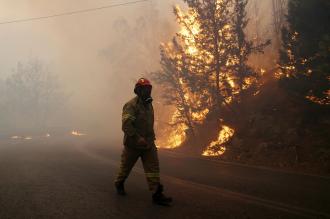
[0,137,329,219]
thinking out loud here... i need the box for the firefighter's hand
[137,136,148,146]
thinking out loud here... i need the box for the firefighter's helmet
[134,78,152,94]
[135,78,152,87]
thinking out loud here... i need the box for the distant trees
[279,0,330,105]
[0,59,66,132]
[271,0,287,48]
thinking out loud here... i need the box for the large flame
[158,4,257,149]
[202,125,235,156]
[176,6,200,56]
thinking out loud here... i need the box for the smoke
[0,0,279,144]
[0,0,174,142]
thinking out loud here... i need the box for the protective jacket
[122,96,155,149]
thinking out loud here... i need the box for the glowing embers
[202,125,234,157]
[71,130,86,136]
[306,91,330,105]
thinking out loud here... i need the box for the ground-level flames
[71,130,86,136]
[202,125,235,157]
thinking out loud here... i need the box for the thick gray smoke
[0,0,276,144]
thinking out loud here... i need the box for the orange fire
[156,109,188,149]
[71,130,85,136]
[202,125,235,156]
[10,135,33,140]
[306,93,330,105]
[176,6,200,56]
[158,4,252,151]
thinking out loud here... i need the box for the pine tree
[153,0,269,146]
[182,0,235,109]
[231,0,270,100]
[279,0,330,105]
[152,38,196,134]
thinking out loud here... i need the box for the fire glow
[156,110,188,149]
[202,125,235,157]
[71,130,86,136]
[157,2,257,157]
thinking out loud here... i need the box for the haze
[0,0,274,144]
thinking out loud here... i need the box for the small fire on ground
[11,136,33,140]
[71,130,86,136]
[202,125,235,157]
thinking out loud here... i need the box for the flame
[253,90,261,96]
[11,136,21,139]
[157,109,188,148]
[191,108,209,123]
[71,130,86,136]
[46,133,51,137]
[156,122,188,149]
[260,68,266,75]
[10,136,32,140]
[306,92,330,105]
[278,32,299,79]
[176,6,200,56]
[202,125,235,156]
[166,123,188,148]
[227,76,236,88]
[158,3,255,150]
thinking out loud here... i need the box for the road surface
[0,137,329,219]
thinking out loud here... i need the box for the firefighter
[114,78,173,206]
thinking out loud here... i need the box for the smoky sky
[0,0,275,142]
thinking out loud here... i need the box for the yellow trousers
[115,144,160,192]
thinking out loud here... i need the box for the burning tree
[153,0,269,152]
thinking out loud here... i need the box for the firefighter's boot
[152,184,172,206]
[115,181,126,196]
